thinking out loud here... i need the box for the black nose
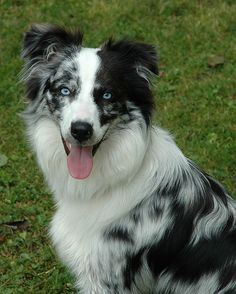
[70,121,93,142]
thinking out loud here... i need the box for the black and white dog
[21,24,236,293]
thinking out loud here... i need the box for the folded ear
[22,23,83,60]
[103,39,158,78]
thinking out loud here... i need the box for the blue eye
[102,91,113,100]
[60,87,71,96]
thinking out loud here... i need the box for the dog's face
[22,24,158,179]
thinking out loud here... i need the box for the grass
[0,0,235,292]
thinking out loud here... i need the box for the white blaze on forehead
[63,48,101,124]
[61,47,105,143]
[72,47,101,122]
[77,48,101,98]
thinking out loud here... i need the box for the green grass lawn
[0,0,235,293]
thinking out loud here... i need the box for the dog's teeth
[66,142,71,150]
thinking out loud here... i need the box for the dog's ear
[102,39,158,80]
[22,23,83,60]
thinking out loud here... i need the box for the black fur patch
[171,228,236,283]
[218,259,236,292]
[223,290,236,294]
[105,227,133,244]
[123,248,145,290]
[146,202,194,277]
[93,87,123,126]
[97,39,158,125]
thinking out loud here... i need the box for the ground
[0,0,235,293]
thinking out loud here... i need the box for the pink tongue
[67,145,93,179]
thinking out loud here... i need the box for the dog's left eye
[102,91,113,100]
[60,87,71,96]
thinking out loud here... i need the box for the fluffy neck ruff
[28,117,188,220]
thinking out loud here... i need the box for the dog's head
[22,24,158,179]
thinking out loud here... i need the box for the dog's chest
[50,200,111,277]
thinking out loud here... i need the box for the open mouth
[61,136,102,180]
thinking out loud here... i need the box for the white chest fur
[28,117,188,291]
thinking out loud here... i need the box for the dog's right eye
[60,87,71,96]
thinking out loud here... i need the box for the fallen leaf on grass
[3,219,30,231]
[0,154,8,167]
[208,55,224,68]
[159,71,166,78]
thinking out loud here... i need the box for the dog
[21,24,236,293]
